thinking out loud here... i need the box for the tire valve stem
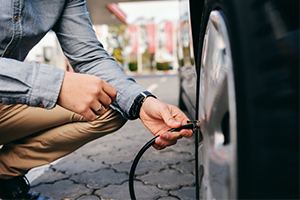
[168,120,200,132]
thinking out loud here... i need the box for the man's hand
[57,72,117,121]
[139,97,194,150]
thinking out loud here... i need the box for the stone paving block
[124,129,154,141]
[119,140,149,151]
[119,121,154,140]
[70,169,128,189]
[157,197,179,200]
[55,152,85,163]
[106,139,146,152]
[171,138,195,155]
[31,180,92,200]
[146,150,194,165]
[77,139,115,156]
[76,195,100,200]
[96,136,131,147]
[169,186,197,200]
[103,140,148,155]
[95,181,168,200]
[119,143,153,156]
[171,160,195,174]
[31,169,70,187]
[90,148,139,165]
[52,155,107,175]
[177,135,194,145]
[90,153,132,166]
[112,160,166,175]
[125,131,154,143]
[88,149,116,163]
[137,169,195,190]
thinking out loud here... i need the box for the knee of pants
[87,108,128,136]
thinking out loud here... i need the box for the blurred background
[25,0,182,75]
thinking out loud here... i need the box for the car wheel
[196,0,299,199]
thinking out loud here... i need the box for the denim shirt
[0,0,146,119]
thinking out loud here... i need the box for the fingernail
[181,131,189,137]
[172,121,181,126]
[156,139,164,146]
[161,133,169,139]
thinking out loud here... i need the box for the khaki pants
[0,104,127,179]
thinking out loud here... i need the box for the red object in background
[106,3,127,24]
[164,21,173,53]
[146,23,156,54]
[129,25,138,54]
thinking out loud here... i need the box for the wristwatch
[129,91,156,119]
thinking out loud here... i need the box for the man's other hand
[57,72,117,121]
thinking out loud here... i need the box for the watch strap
[129,91,156,119]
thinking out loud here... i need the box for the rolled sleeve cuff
[106,83,146,120]
[29,63,65,109]
[113,83,147,120]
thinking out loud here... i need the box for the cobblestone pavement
[30,118,196,200]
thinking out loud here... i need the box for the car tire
[195,0,299,199]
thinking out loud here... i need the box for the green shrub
[156,62,170,70]
[112,48,124,64]
[179,59,184,67]
[190,58,195,66]
[128,62,138,71]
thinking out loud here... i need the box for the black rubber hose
[129,135,159,200]
[128,123,197,199]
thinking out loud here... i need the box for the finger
[93,103,106,115]
[160,131,181,141]
[180,129,193,138]
[153,143,166,150]
[97,92,113,109]
[95,104,103,112]
[81,108,97,121]
[155,136,177,148]
[159,106,182,128]
[102,81,117,102]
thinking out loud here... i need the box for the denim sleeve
[52,0,146,119]
[0,57,65,109]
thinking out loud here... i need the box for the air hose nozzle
[168,120,200,132]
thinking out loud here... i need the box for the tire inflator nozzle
[168,120,200,132]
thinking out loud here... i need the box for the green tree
[107,24,130,64]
